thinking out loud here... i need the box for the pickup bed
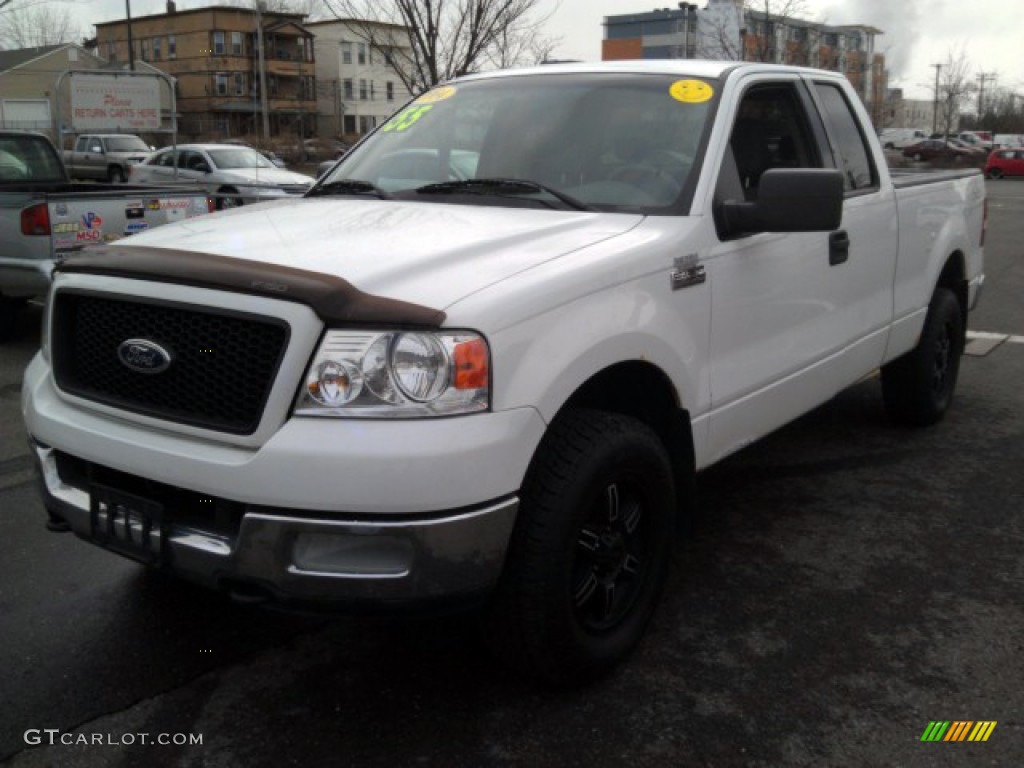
[22,62,985,684]
[0,130,212,339]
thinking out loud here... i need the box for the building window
[381,46,393,67]
[234,72,245,95]
[343,79,354,99]
[344,115,356,133]
[153,36,162,60]
[386,81,394,101]
[215,73,228,96]
[212,31,225,55]
[359,115,374,134]
[231,31,244,56]
[107,42,118,63]
[168,34,176,59]
[140,38,150,61]
[269,75,278,97]
[359,79,367,100]
[341,41,352,65]
[357,43,367,65]
[370,81,376,101]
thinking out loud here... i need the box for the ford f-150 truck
[22,62,986,684]
[62,133,152,182]
[0,130,212,340]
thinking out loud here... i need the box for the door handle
[829,230,850,266]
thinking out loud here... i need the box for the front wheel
[987,168,1004,179]
[215,188,244,210]
[881,287,964,426]
[482,409,676,685]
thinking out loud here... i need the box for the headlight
[295,330,489,418]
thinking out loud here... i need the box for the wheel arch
[549,360,696,522]
[935,250,968,338]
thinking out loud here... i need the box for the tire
[0,296,27,343]
[107,165,126,183]
[881,287,964,426]
[912,153,923,162]
[987,168,1004,179]
[482,409,676,685]
[884,142,895,150]
[216,188,244,210]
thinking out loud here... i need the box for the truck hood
[125,198,644,309]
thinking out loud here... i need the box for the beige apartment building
[95,3,317,140]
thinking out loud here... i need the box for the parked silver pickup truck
[62,133,152,183]
[1,130,212,340]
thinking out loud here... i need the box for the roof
[0,44,73,73]
[95,5,305,27]
[454,60,846,84]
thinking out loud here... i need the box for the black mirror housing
[719,168,844,238]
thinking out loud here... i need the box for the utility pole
[255,1,270,140]
[977,72,996,119]
[126,0,135,71]
[931,63,942,135]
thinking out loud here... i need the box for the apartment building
[603,1,887,126]
[304,19,413,141]
[94,3,316,139]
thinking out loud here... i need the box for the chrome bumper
[33,441,518,606]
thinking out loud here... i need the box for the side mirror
[718,168,844,238]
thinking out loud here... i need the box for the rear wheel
[107,165,126,183]
[482,409,676,685]
[216,188,244,210]
[881,287,964,426]
[987,168,1004,179]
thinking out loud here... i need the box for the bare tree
[219,0,327,18]
[699,0,810,63]
[935,47,973,138]
[320,0,556,95]
[0,2,80,50]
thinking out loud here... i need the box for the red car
[902,139,973,162]
[984,148,1024,179]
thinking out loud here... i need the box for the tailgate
[49,192,211,259]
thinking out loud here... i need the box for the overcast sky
[72,0,1021,100]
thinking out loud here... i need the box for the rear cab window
[810,82,878,194]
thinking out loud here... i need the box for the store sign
[70,74,161,131]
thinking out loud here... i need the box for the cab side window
[812,83,877,192]
[718,83,822,203]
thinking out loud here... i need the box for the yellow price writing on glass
[381,104,434,133]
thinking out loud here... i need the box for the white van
[879,128,927,149]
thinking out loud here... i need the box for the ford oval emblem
[117,338,172,374]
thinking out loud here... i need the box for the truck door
[704,76,892,462]
[805,78,897,384]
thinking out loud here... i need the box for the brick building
[95,3,317,140]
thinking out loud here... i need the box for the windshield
[106,136,151,152]
[207,148,275,170]
[321,72,717,213]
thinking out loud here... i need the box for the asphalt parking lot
[1,179,1023,767]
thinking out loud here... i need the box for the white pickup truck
[22,62,985,684]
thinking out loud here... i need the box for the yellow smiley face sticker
[670,79,714,104]
[415,85,458,104]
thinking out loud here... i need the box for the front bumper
[33,441,519,606]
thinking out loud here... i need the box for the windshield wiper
[307,179,392,199]
[416,178,595,211]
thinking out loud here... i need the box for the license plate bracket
[90,483,165,564]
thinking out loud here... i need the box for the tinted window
[813,83,875,192]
